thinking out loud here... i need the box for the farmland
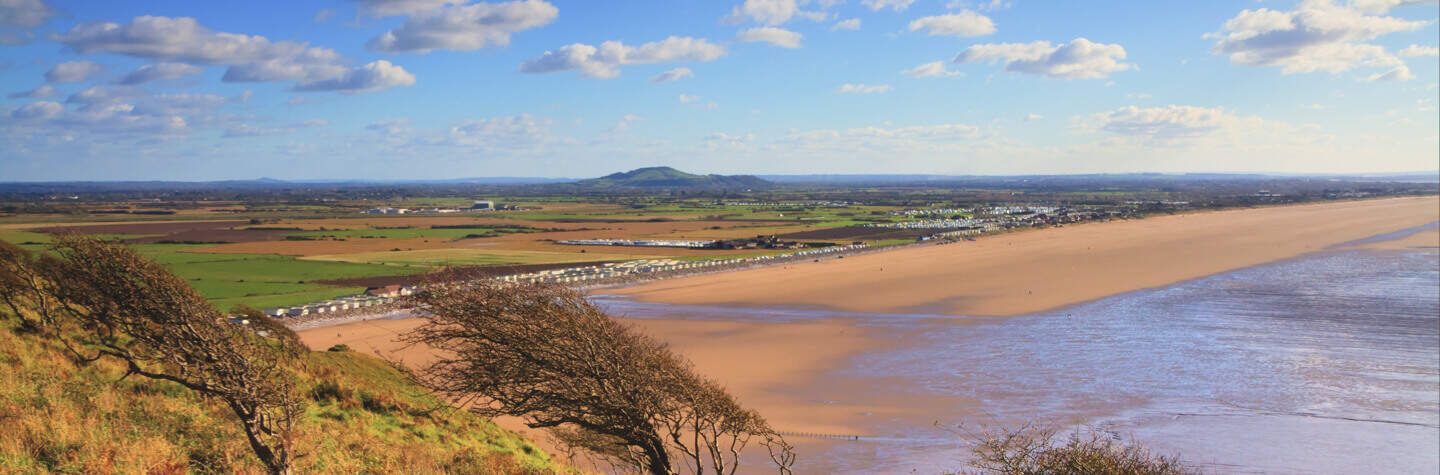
[3,175,1431,313]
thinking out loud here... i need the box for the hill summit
[577,167,770,189]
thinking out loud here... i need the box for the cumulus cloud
[678,93,700,103]
[366,0,558,54]
[908,11,995,37]
[1367,65,1414,81]
[723,0,835,25]
[901,61,963,78]
[117,62,204,85]
[831,18,860,31]
[0,86,247,145]
[519,37,726,79]
[1207,0,1427,74]
[7,84,58,99]
[450,114,555,148]
[735,26,802,48]
[650,67,694,83]
[46,61,103,83]
[955,37,1132,79]
[1399,44,1439,56]
[292,60,417,94]
[860,0,916,11]
[353,0,455,17]
[836,83,891,94]
[53,15,415,93]
[0,0,61,28]
[362,114,558,151]
[1075,105,1312,145]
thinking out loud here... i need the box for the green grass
[0,317,559,473]
[303,248,651,268]
[152,252,424,310]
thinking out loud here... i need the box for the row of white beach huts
[264,285,417,318]
[264,244,869,318]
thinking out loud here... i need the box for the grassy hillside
[0,318,559,474]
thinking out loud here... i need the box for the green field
[139,249,424,311]
[303,248,655,267]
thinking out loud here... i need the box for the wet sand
[606,197,1440,316]
[296,315,903,443]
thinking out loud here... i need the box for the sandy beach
[296,197,1439,471]
[606,197,1440,316]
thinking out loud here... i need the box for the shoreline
[603,197,1440,317]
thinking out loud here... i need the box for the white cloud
[723,0,835,25]
[314,8,336,23]
[0,0,61,28]
[678,93,701,103]
[1347,0,1439,14]
[0,87,247,146]
[1023,113,1043,121]
[352,0,454,17]
[948,0,1011,10]
[292,60,417,94]
[861,0,916,11]
[955,37,1132,79]
[1075,105,1315,145]
[451,114,555,148]
[901,61,963,78]
[908,11,996,37]
[224,119,328,138]
[1399,44,1439,56]
[735,26,802,48]
[366,0,558,54]
[609,113,642,133]
[836,83,891,94]
[7,84,58,99]
[1367,64,1414,81]
[53,16,416,94]
[650,67,694,83]
[117,62,203,85]
[519,37,726,79]
[362,114,558,152]
[46,61,103,83]
[831,18,860,31]
[1207,0,1427,74]
[725,0,800,25]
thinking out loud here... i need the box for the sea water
[595,239,1439,474]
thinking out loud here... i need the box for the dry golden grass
[0,317,560,474]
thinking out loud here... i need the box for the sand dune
[606,197,1440,316]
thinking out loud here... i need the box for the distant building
[470,200,495,210]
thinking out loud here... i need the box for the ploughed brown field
[608,197,1440,316]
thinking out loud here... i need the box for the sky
[0,0,1437,181]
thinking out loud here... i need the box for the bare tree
[401,275,795,475]
[0,235,303,474]
[953,423,1199,475]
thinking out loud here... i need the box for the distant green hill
[576,167,771,189]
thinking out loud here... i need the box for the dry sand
[607,197,1440,316]
[296,197,1438,467]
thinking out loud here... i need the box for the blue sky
[0,0,1436,181]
